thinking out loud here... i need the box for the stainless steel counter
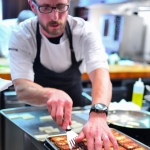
[1,106,150,150]
[1,106,89,150]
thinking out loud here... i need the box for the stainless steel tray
[44,129,150,150]
[0,106,89,142]
[112,128,150,150]
[44,134,87,150]
[107,110,150,128]
[44,134,68,150]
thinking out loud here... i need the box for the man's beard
[39,20,66,37]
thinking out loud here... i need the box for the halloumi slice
[39,126,53,132]
[71,123,83,129]
[8,114,21,120]
[34,134,49,141]
[72,120,78,124]
[72,127,83,133]
[39,115,53,121]
[45,128,60,134]
[20,114,35,120]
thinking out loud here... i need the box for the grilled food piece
[47,129,148,150]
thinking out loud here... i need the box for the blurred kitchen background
[1,0,150,150]
[1,0,150,62]
[0,0,150,62]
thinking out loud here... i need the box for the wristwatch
[90,103,108,116]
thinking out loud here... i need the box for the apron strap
[35,22,41,62]
[65,21,77,64]
[65,21,73,51]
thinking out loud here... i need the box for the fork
[66,125,78,149]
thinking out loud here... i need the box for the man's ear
[28,0,37,15]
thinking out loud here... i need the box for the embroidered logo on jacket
[9,48,18,52]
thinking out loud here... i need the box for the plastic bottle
[132,78,144,108]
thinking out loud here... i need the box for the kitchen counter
[1,106,150,150]
[0,106,88,150]
[1,58,150,80]
[0,58,11,80]
[82,63,150,80]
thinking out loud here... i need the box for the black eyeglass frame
[32,0,70,14]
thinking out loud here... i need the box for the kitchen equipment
[99,14,144,60]
[145,85,150,92]
[66,125,78,149]
[43,128,150,150]
[144,95,150,111]
[0,106,88,150]
[44,134,87,150]
[1,106,150,149]
[0,90,26,150]
[108,110,150,146]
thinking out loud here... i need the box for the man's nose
[50,9,59,21]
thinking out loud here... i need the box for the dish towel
[0,78,12,92]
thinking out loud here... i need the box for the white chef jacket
[0,18,18,57]
[9,15,108,81]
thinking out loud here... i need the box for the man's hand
[47,90,73,130]
[75,112,118,150]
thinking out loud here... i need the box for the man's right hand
[46,90,73,130]
[13,79,73,130]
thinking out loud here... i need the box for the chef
[8,0,118,149]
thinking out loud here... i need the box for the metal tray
[107,110,150,129]
[44,134,67,150]
[44,129,150,150]
[44,134,87,150]
[0,106,89,142]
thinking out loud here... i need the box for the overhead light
[138,7,150,11]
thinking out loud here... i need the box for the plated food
[45,129,149,150]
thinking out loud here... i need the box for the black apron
[33,22,85,107]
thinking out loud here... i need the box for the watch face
[95,103,107,110]
[90,103,108,115]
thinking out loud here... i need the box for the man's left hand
[75,112,118,150]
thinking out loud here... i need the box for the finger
[102,134,110,150]
[50,100,57,121]
[95,131,103,150]
[75,131,85,142]
[86,128,95,150]
[62,100,72,130]
[55,101,64,126]
[109,133,119,150]
[47,100,52,115]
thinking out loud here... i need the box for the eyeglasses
[33,1,69,14]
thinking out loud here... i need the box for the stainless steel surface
[112,128,150,150]
[1,90,26,150]
[0,106,88,143]
[107,110,150,128]
[45,134,67,150]
[44,129,150,150]
[144,95,150,102]
[1,106,150,149]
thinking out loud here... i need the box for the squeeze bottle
[132,78,144,108]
